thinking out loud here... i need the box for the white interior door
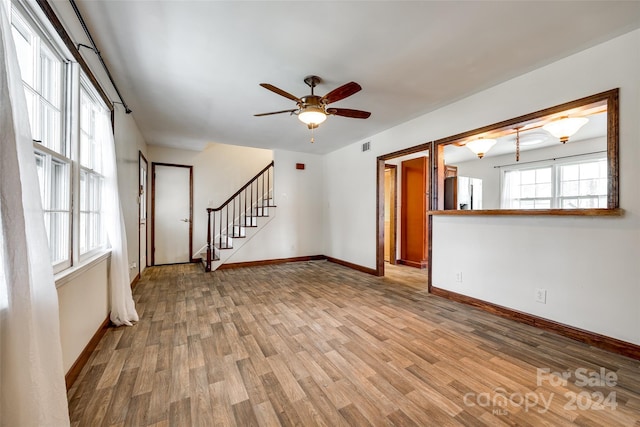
[153,164,191,265]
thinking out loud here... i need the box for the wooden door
[152,163,193,265]
[400,157,428,268]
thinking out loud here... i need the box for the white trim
[11,0,73,61]
[54,249,110,289]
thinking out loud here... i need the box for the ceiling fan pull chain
[310,126,315,143]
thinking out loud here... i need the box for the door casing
[384,165,397,264]
[139,152,148,272]
[376,142,433,288]
[151,162,194,265]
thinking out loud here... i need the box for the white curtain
[0,1,71,425]
[100,114,139,326]
[501,169,516,209]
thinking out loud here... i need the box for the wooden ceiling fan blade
[327,108,371,119]
[321,82,362,104]
[254,109,298,117]
[259,83,300,101]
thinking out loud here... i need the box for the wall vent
[362,141,371,152]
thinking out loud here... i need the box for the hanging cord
[69,0,132,114]
[515,127,520,162]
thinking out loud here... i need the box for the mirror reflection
[442,100,608,211]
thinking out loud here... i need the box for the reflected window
[558,158,607,208]
[501,156,607,209]
[502,166,552,209]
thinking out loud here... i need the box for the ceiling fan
[255,75,371,132]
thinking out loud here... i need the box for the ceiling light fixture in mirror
[433,89,619,215]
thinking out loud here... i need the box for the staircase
[202,161,276,272]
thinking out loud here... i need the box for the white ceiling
[51,1,640,154]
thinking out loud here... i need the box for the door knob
[180,218,189,222]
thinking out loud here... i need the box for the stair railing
[205,161,275,271]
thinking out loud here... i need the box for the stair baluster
[204,161,275,271]
[206,208,212,272]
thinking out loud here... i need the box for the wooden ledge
[428,208,624,217]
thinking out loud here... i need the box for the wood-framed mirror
[432,88,620,216]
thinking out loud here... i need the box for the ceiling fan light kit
[255,75,371,142]
[298,106,327,126]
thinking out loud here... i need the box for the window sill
[428,208,624,217]
[54,250,111,289]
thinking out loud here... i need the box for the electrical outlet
[535,288,547,304]
[455,272,463,283]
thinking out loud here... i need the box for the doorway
[151,163,193,265]
[376,144,432,285]
[139,152,148,273]
[384,165,397,264]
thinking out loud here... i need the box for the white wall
[324,30,640,345]
[325,142,379,267]
[148,142,273,258]
[148,144,326,263]
[226,149,326,262]
[114,109,149,280]
[57,258,109,372]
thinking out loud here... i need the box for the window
[0,214,6,310]
[11,9,65,155]
[12,6,71,271]
[502,166,552,209]
[79,85,107,257]
[34,151,70,266]
[11,3,110,273]
[558,159,607,208]
[501,157,607,209]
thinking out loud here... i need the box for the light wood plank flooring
[68,260,640,426]
[383,263,428,290]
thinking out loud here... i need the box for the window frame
[33,144,73,272]
[11,0,113,274]
[77,79,108,260]
[500,153,608,210]
[12,4,72,272]
[556,156,607,209]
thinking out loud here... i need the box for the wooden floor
[68,260,640,426]
[383,263,429,290]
